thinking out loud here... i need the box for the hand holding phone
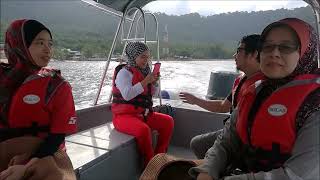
[153,63,161,75]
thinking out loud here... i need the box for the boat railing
[81,0,133,21]
[117,9,162,104]
[83,0,320,107]
[312,6,320,68]
[119,7,146,60]
[86,3,161,106]
[135,12,160,61]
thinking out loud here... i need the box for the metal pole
[81,0,133,21]
[313,8,320,68]
[133,7,146,43]
[93,17,124,105]
[93,0,139,105]
[107,9,140,103]
[147,13,162,104]
[135,12,162,104]
[147,13,160,62]
[108,7,144,103]
[121,9,140,57]
[135,12,160,60]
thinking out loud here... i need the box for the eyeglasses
[261,43,299,54]
[236,47,245,54]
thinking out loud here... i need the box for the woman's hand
[8,153,31,166]
[25,158,39,168]
[179,92,198,105]
[24,156,63,180]
[0,165,26,180]
[141,74,158,87]
[197,173,214,180]
[0,157,40,180]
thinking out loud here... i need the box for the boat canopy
[305,0,320,12]
[93,0,154,14]
[92,0,319,14]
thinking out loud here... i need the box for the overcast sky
[144,1,308,16]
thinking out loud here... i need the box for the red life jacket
[236,74,320,171]
[0,68,65,141]
[111,64,153,115]
[231,72,265,109]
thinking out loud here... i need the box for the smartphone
[153,63,161,75]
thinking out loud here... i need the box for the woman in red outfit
[112,42,174,166]
[0,19,77,180]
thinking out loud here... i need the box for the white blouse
[115,68,145,101]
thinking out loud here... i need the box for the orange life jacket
[111,64,153,115]
[236,74,320,171]
[0,68,65,141]
[231,72,265,109]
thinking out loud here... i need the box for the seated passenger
[189,18,319,180]
[180,34,262,159]
[111,42,174,166]
[0,19,77,180]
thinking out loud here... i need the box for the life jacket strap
[244,143,291,172]
[0,122,50,142]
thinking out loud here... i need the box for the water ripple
[49,60,236,109]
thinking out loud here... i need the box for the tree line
[0,1,314,60]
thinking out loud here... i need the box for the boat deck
[168,145,197,159]
[68,99,228,179]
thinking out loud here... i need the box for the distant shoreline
[53,58,234,62]
[1,58,233,64]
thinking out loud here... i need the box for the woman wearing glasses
[190,18,319,180]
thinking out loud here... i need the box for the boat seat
[66,122,142,180]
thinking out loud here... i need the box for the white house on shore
[64,48,83,60]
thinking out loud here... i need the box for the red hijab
[261,18,319,77]
[260,18,319,129]
[0,19,52,125]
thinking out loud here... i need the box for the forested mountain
[0,0,314,59]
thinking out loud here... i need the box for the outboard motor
[206,71,240,100]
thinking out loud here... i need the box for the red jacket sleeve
[47,81,77,134]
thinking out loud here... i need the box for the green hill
[0,0,314,59]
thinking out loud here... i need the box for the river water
[49,60,236,110]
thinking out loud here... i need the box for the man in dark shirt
[179,34,261,159]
